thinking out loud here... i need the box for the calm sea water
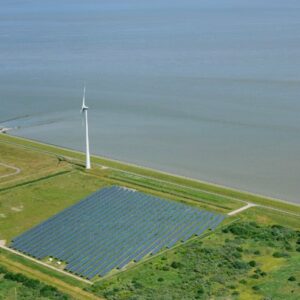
[1,0,300,204]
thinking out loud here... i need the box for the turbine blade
[82,85,86,108]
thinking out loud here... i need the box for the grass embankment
[108,171,241,212]
[1,134,299,215]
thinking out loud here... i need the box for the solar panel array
[10,186,225,279]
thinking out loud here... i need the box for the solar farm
[10,186,225,280]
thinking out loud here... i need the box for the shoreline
[1,133,299,208]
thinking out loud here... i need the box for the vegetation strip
[0,264,73,300]
[0,170,71,193]
[108,172,240,211]
[0,245,92,284]
[0,258,101,300]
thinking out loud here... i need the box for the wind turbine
[81,85,91,169]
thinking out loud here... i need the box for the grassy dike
[1,133,299,214]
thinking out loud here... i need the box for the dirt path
[227,201,300,217]
[228,202,257,216]
[0,162,21,179]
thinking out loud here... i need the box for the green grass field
[0,141,60,187]
[0,164,14,177]
[0,171,107,241]
[0,134,299,300]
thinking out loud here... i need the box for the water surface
[1,0,300,203]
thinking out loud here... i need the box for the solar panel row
[10,186,225,279]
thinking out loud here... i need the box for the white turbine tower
[81,85,91,169]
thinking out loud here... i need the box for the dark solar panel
[10,186,225,279]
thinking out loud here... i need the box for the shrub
[228,222,259,237]
[103,290,118,298]
[250,222,259,227]
[252,285,260,291]
[0,266,7,274]
[24,278,40,289]
[227,222,297,244]
[162,266,169,271]
[233,252,242,259]
[271,224,284,229]
[296,247,300,252]
[284,241,292,250]
[171,261,183,269]
[40,285,58,297]
[273,252,289,258]
[249,260,257,267]
[239,279,247,284]
[157,277,164,282]
[197,287,204,294]
[4,272,40,289]
[232,260,249,270]
[3,273,13,280]
[4,271,69,299]
[254,250,260,255]
[132,281,143,289]
[288,276,296,282]
[4,272,24,282]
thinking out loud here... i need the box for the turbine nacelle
[81,85,88,112]
[81,104,88,113]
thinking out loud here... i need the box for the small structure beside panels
[10,186,225,279]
